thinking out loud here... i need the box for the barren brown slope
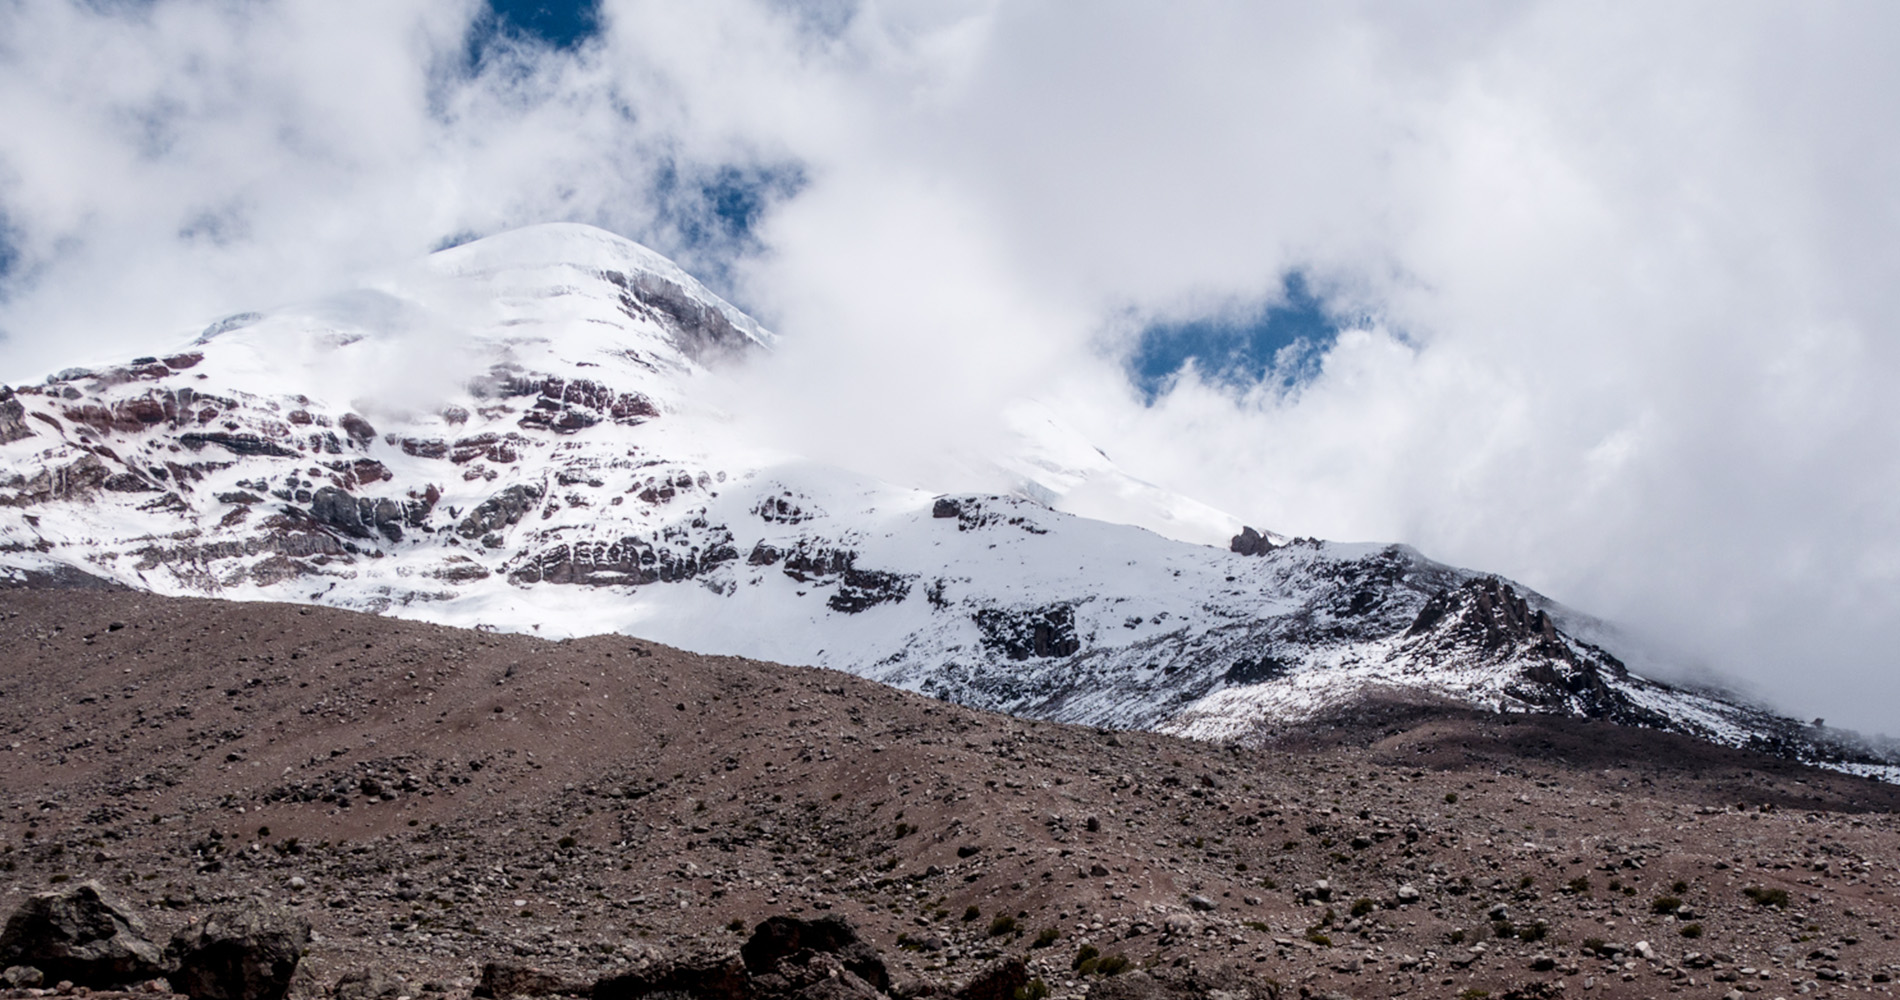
[2,588,1899,1000]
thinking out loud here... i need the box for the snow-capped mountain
[0,223,1890,778]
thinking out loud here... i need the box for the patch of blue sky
[481,0,600,51]
[1127,272,1350,403]
[649,159,807,298]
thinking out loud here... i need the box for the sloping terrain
[3,587,1900,1000]
[0,223,1887,775]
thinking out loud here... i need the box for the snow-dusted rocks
[0,223,1888,778]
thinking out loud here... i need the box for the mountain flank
[2,587,1899,1000]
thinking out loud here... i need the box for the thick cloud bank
[2,1,1898,732]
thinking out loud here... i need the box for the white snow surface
[0,223,1889,781]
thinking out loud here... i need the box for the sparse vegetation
[987,914,1017,937]
[1350,898,1375,918]
[1032,927,1060,948]
[1679,922,1703,939]
[963,905,980,922]
[1651,895,1682,914]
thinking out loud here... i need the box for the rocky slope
[3,588,1900,1000]
[0,223,1888,776]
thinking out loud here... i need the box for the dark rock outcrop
[456,485,544,540]
[331,968,404,1000]
[974,605,1079,660]
[592,952,750,1000]
[741,916,888,995]
[511,529,740,587]
[1228,526,1276,556]
[0,388,34,444]
[0,882,165,987]
[309,487,408,543]
[474,962,588,998]
[950,959,1027,1000]
[166,904,311,1000]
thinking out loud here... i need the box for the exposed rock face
[606,269,757,366]
[950,958,1028,1000]
[974,605,1079,660]
[0,882,165,987]
[0,389,34,444]
[591,952,750,1000]
[337,414,376,446]
[309,488,408,543]
[1399,577,1672,729]
[1228,526,1276,556]
[455,485,544,540]
[330,968,404,1000]
[166,904,312,1000]
[740,916,888,995]
[471,962,588,998]
[509,529,741,587]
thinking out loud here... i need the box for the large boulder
[167,904,312,1000]
[474,962,589,998]
[592,952,749,1000]
[0,881,165,987]
[950,959,1027,1000]
[741,916,888,994]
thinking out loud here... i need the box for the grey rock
[0,881,165,987]
[168,904,312,1000]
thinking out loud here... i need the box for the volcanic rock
[0,882,165,988]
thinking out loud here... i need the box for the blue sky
[479,0,600,51]
[1128,272,1342,403]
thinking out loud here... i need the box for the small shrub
[1517,874,1534,890]
[1564,876,1591,895]
[1671,880,1689,894]
[1304,929,1332,947]
[1458,990,1491,1000]
[963,905,981,922]
[557,836,577,850]
[1607,879,1623,893]
[1679,922,1704,939]
[893,822,914,839]
[1581,937,1606,955]
[1491,920,1514,940]
[1096,954,1129,976]
[1447,928,1467,945]
[1071,945,1100,971]
[1744,886,1790,908]
[987,914,1018,937]
[1350,898,1375,918]
[1444,792,1459,804]
[727,919,746,932]
[1516,921,1549,943]
[1651,895,1682,914]
[1014,979,1049,1000]
[1033,927,1060,948]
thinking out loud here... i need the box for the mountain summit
[0,224,1889,778]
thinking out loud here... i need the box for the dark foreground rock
[740,917,888,995]
[166,905,312,1000]
[0,882,166,987]
[591,952,750,1000]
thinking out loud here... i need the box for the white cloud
[3,0,1898,732]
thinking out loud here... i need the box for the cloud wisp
[3,1,1899,733]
